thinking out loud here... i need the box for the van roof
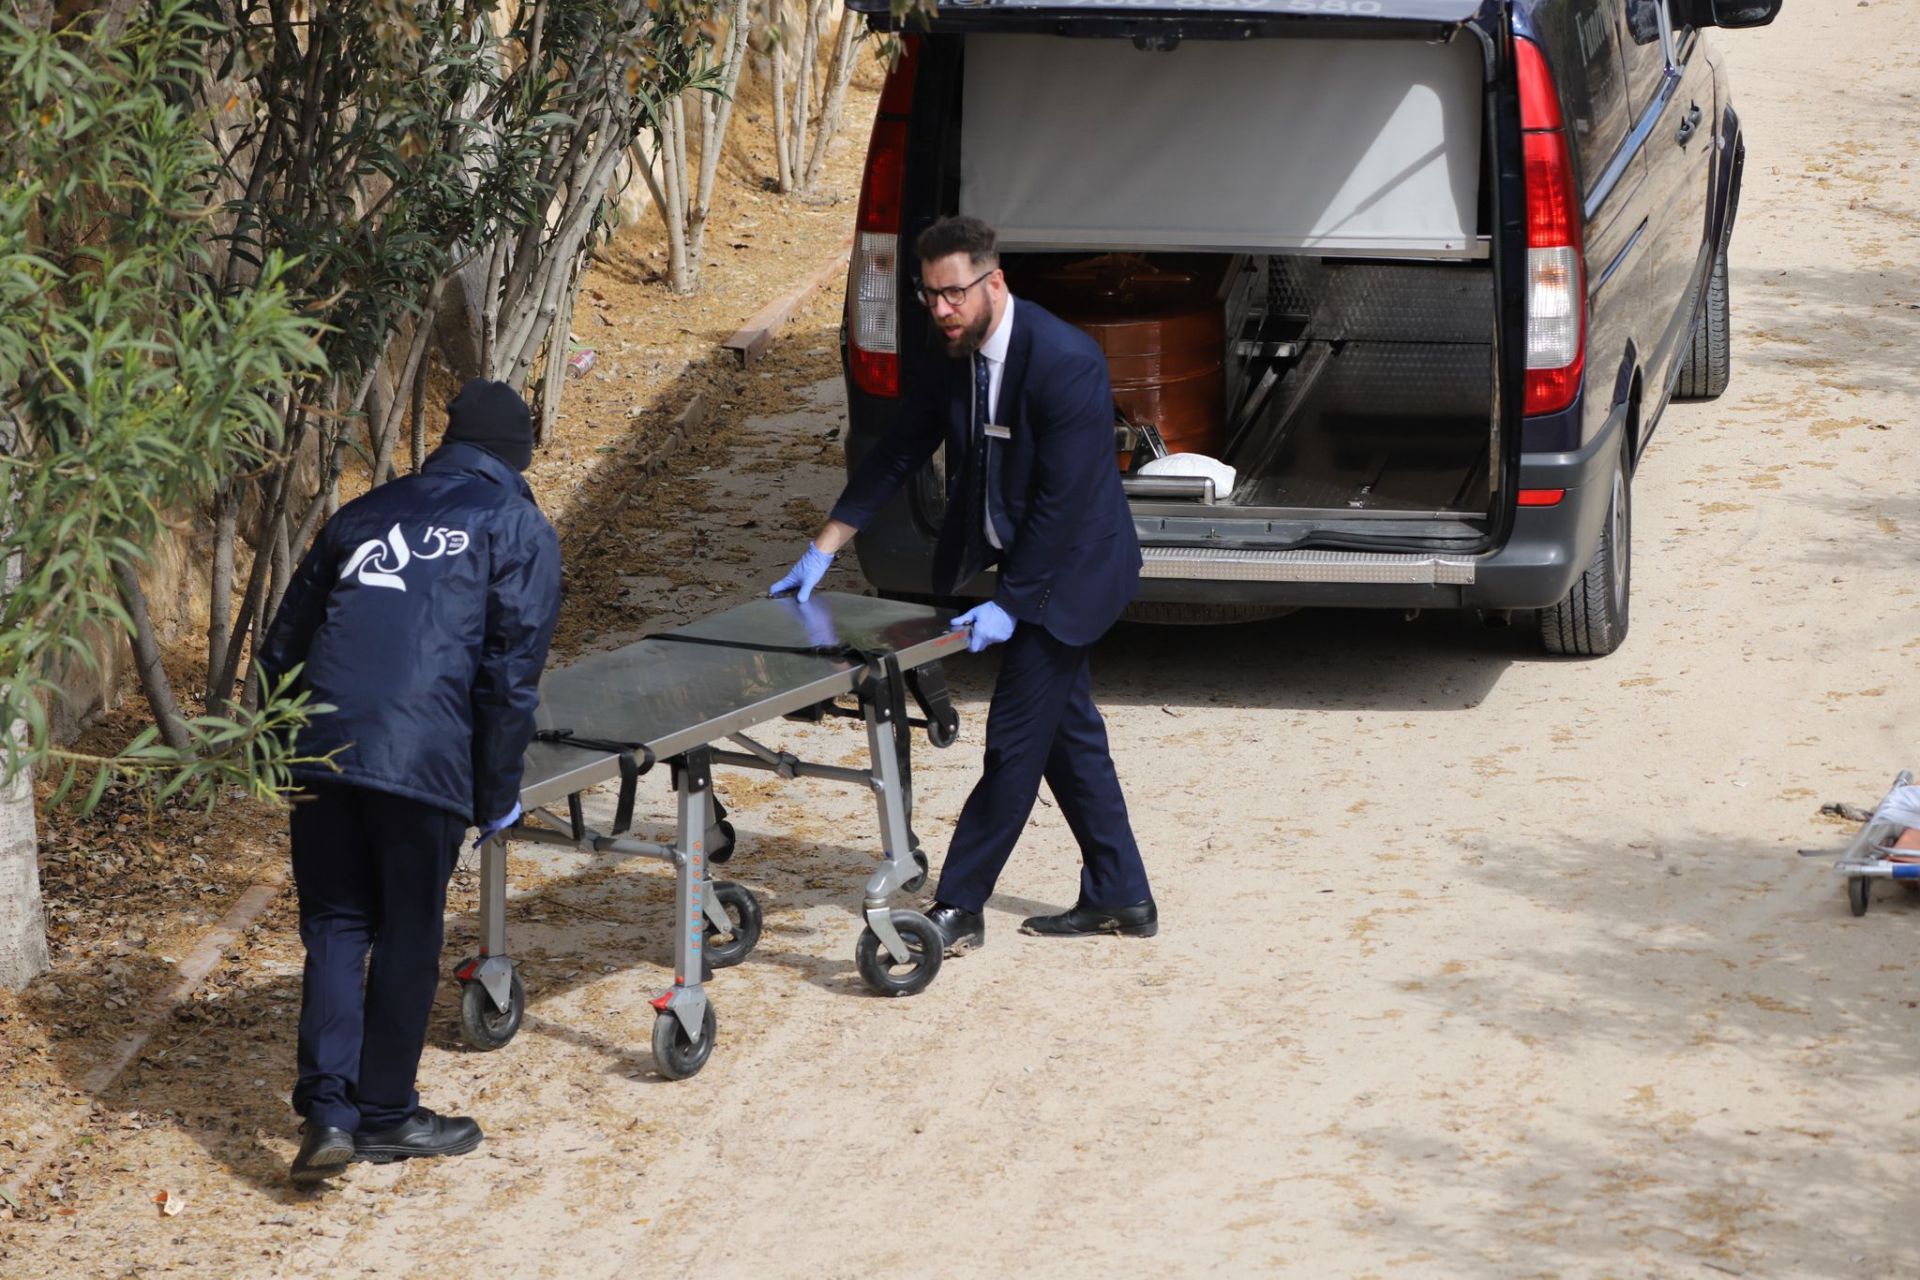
[846,0,1484,21]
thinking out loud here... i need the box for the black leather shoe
[924,902,985,955]
[353,1108,483,1164]
[1020,899,1158,938]
[289,1123,354,1188]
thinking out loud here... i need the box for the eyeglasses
[913,269,994,310]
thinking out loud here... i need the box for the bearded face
[919,252,1004,358]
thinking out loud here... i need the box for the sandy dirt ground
[7,5,1920,1277]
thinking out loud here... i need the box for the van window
[1534,1,1631,187]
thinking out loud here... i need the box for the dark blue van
[837,0,1781,655]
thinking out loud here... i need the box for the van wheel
[1675,243,1731,400]
[1538,442,1631,657]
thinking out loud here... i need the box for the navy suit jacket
[832,298,1141,646]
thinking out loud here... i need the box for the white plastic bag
[1138,453,1236,501]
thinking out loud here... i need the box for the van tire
[1675,243,1730,400]
[1537,442,1631,657]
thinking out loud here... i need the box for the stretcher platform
[453,592,967,1079]
[1822,770,1920,917]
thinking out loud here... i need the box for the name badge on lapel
[983,423,1011,440]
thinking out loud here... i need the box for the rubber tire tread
[1675,244,1731,401]
[458,969,525,1052]
[651,1001,718,1080]
[854,910,944,998]
[1538,448,1630,657]
[703,881,762,969]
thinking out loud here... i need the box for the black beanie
[443,378,534,472]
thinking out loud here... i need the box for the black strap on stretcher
[644,631,889,666]
[531,728,655,837]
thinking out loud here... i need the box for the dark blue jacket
[258,443,562,822]
[830,299,1142,645]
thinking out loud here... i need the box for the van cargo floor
[1231,455,1485,515]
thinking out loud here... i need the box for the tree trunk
[408,342,432,473]
[658,98,691,293]
[115,562,195,756]
[534,265,578,445]
[0,726,47,990]
[803,10,860,193]
[0,514,47,988]
[771,0,791,194]
[206,483,238,712]
[788,0,820,191]
[689,0,752,274]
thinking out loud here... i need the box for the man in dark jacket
[770,216,1155,956]
[259,379,561,1188]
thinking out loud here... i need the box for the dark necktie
[948,356,995,587]
[976,355,1012,548]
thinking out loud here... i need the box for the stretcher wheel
[651,1001,718,1080]
[926,717,958,749]
[902,848,930,895]
[1848,876,1871,917]
[854,910,943,997]
[705,881,762,968]
[709,820,737,865]
[458,969,525,1051]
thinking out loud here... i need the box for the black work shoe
[353,1107,483,1164]
[925,902,985,955]
[1020,899,1159,938]
[290,1123,355,1188]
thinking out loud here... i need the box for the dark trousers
[290,783,464,1134]
[936,622,1151,914]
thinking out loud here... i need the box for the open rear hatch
[855,0,1516,567]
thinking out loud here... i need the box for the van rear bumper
[843,396,1626,616]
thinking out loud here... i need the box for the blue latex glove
[951,602,1014,653]
[769,545,834,602]
[787,596,841,649]
[474,801,522,849]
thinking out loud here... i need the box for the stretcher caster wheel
[651,1002,717,1080]
[1848,876,1871,917]
[705,881,762,968]
[709,820,737,865]
[854,911,943,997]
[902,848,930,895]
[459,969,525,1051]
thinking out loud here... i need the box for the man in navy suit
[771,215,1156,953]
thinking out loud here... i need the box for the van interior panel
[959,33,1485,258]
[1003,250,1496,524]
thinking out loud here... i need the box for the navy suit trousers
[290,783,464,1134]
[936,622,1150,914]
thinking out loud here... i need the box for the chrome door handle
[1675,103,1703,145]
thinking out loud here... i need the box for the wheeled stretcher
[452,592,967,1079]
[1825,770,1920,917]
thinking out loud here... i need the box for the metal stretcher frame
[1824,770,1920,918]
[451,593,967,1079]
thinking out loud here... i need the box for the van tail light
[847,37,919,400]
[1517,37,1585,417]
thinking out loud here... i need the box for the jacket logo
[341,524,469,592]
